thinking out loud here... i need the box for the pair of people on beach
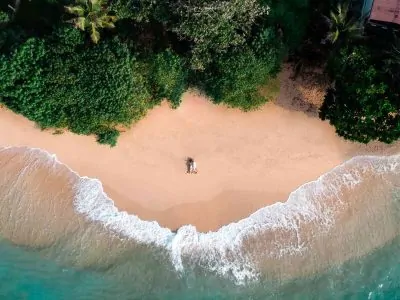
[187,158,197,174]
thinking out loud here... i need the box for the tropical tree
[165,0,267,70]
[326,3,363,44]
[0,26,149,146]
[65,0,117,44]
[320,46,400,144]
[146,50,188,108]
[199,44,282,111]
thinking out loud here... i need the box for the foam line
[1,146,399,284]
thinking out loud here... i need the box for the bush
[96,128,120,147]
[165,0,268,70]
[147,50,188,108]
[0,0,314,146]
[0,26,149,145]
[0,11,10,25]
[109,0,155,21]
[320,46,400,143]
[199,38,283,111]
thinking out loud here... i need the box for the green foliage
[320,46,400,143]
[147,50,188,108]
[265,0,310,49]
[201,46,282,111]
[166,0,268,70]
[50,23,85,53]
[0,11,10,25]
[0,26,149,144]
[109,0,155,21]
[96,127,120,146]
[251,27,286,68]
[326,3,363,44]
[195,26,284,110]
[0,0,313,145]
[0,38,46,113]
[65,0,117,43]
[109,0,137,19]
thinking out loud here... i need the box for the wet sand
[0,67,399,231]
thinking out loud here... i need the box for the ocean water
[0,147,400,299]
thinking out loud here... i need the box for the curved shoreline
[0,67,399,231]
[0,103,398,232]
[2,146,400,285]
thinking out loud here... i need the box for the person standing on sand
[186,157,193,174]
[192,160,197,174]
[186,157,198,174]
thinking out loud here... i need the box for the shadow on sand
[272,64,330,118]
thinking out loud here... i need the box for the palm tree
[65,0,117,44]
[325,3,363,44]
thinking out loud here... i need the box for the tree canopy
[320,45,400,143]
[0,0,311,145]
[65,0,117,44]
[164,0,268,70]
[0,26,149,144]
[3,0,398,146]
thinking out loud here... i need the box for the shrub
[0,0,315,146]
[165,0,268,70]
[320,46,400,143]
[0,26,149,145]
[96,128,120,147]
[109,0,155,21]
[0,11,10,25]
[147,50,188,108]
[199,38,283,111]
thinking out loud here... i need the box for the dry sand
[0,66,398,232]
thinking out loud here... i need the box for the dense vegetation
[320,43,400,143]
[0,0,399,145]
[0,0,309,145]
[318,4,400,143]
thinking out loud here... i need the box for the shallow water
[0,147,400,299]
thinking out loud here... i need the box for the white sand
[0,66,398,231]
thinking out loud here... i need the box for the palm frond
[98,20,116,28]
[326,2,364,44]
[65,5,85,16]
[97,15,117,28]
[330,10,339,25]
[74,16,86,30]
[64,0,116,44]
[90,0,102,12]
[327,30,339,43]
[91,23,100,43]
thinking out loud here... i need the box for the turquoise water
[1,147,400,299]
[1,237,400,299]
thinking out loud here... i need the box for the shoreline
[1,68,399,232]
[3,146,399,284]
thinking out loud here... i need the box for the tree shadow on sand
[273,64,330,118]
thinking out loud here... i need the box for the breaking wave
[1,146,400,286]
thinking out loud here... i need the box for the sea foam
[2,146,400,285]
[71,150,400,284]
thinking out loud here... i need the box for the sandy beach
[1,67,398,232]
